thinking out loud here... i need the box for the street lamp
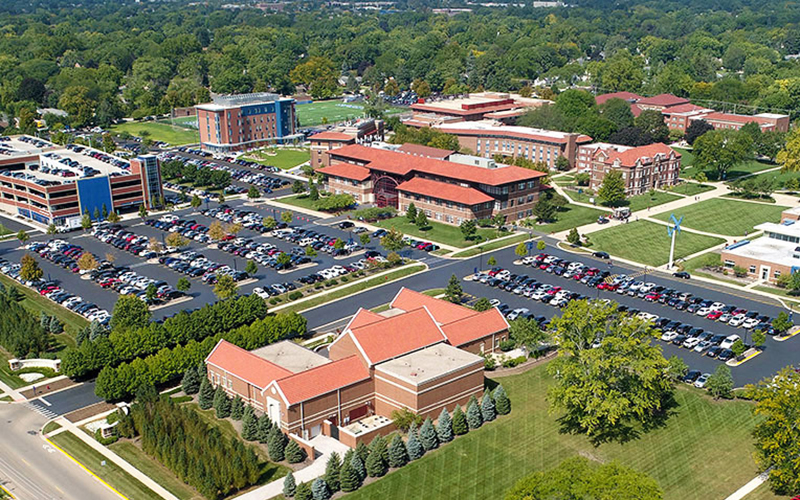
[479,246,484,272]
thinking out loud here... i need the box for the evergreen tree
[214,388,231,419]
[258,415,272,443]
[388,435,409,468]
[406,423,424,460]
[75,326,89,346]
[230,396,244,420]
[268,428,286,462]
[241,406,258,441]
[452,405,468,435]
[283,471,297,498]
[198,377,214,410]
[437,407,454,443]
[406,202,417,222]
[181,367,200,395]
[419,417,438,451]
[89,320,106,341]
[49,316,63,334]
[40,312,50,332]
[481,392,496,422]
[311,478,330,500]
[365,445,388,477]
[350,452,366,483]
[285,439,306,463]
[444,274,463,304]
[339,458,360,492]
[295,482,312,500]
[494,384,511,415]
[369,435,388,463]
[467,399,483,429]
[323,452,341,492]
[355,441,370,465]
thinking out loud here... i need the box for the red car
[644,292,661,302]
[706,310,723,320]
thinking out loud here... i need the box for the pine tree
[365,446,387,477]
[452,405,468,435]
[230,396,244,420]
[369,435,388,463]
[40,312,50,332]
[258,416,272,443]
[49,316,63,334]
[437,407,454,443]
[75,327,89,346]
[268,428,286,462]
[241,406,258,441]
[181,368,200,395]
[419,417,438,451]
[406,202,417,222]
[339,458,360,492]
[295,482,312,500]
[198,377,214,410]
[494,384,511,415]
[406,423,424,460]
[311,478,330,500]
[215,389,231,419]
[481,392,496,422]
[466,399,483,429]
[388,435,409,468]
[355,441,370,465]
[350,452,366,483]
[212,386,228,418]
[283,471,297,498]
[285,439,306,463]
[323,452,341,492]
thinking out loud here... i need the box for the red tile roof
[441,308,509,346]
[636,94,689,107]
[310,132,355,142]
[588,143,680,168]
[435,125,591,145]
[397,177,494,206]
[661,103,712,115]
[347,308,385,329]
[317,162,371,181]
[273,356,370,405]
[697,112,774,125]
[205,340,293,389]
[595,91,643,105]
[390,288,476,324]
[326,144,545,186]
[397,143,454,159]
[348,307,447,365]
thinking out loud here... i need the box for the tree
[365,440,388,477]
[16,230,29,245]
[258,415,272,443]
[415,210,428,229]
[707,364,734,399]
[359,233,370,246]
[309,183,319,201]
[444,274,463,304]
[107,211,121,223]
[406,424,424,460]
[284,471,297,498]
[351,451,367,482]
[509,316,547,351]
[110,295,151,332]
[667,355,689,381]
[532,195,556,223]
[213,386,231,418]
[380,227,405,252]
[290,56,340,99]
[451,405,468,435]
[165,232,189,249]
[218,193,225,204]
[242,406,258,441]
[494,384,511,415]
[419,417,438,451]
[231,395,244,420]
[198,376,214,410]
[473,297,492,312]
[323,452,341,492]
[190,195,202,209]
[247,185,260,200]
[295,482,312,500]
[731,339,747,357]
[281,211,293,224]
[481,393,497,422]
[181,367,200,394]
[263,216,277,230]
[148,237,164,254]
[567,228,580,245]
[773,311,793,334]
[600,97,635,129]
[176,277,191,293]
[81,211,92,231]
[286,439,306,463]
[406,202,418,222]
[555,156,570,172]
[292,180,305,194]
[268,428,287,462]
[515,242,528,258]
[20,253,43,282]
[598,170,627,206]
[752,330,766,350]
[537,240,546,251]
[437,407,454,443]
[138,204,147,219]
[467,399,483,429]
[40,312,51,333]
[213,274,238,300]
[245,260,258,276]
[487,256,497,267]
[634,109,670,144]
[695,129,753,180]
[412,79,431,98]
[46,223,57,237]
[49,316,63,334]
[388,435,409,468]
[311,478,330,500]
[685,119,715,145]
[339,458,360,492]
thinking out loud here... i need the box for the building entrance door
[760,266,770,281]
[266,397,281,425]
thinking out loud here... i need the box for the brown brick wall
[452,134,581,168]
[456,330,508,355]
[719,251,790,284]
[326,177,373,204]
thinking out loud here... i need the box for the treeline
[0,285,50,357]
[118,390,260,500]
[160,160,232,191]
[62,294,268,379]
[95,312,306,400]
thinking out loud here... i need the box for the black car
[683,370,702,383]
[706,346,722,358]
[718,349,735,362]
[673,271,690,279]
[338,221,355,229]
[593,251,610,259]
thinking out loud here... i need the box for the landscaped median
[450,233,531,258]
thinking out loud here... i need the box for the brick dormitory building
[205,288,510,448]
[576,142,681,196]
[315,143,547,224]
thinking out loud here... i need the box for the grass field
[450,233,531,258]
[111,121,199,146]
[49,432,161,500]
[747,168,800,189]
[110,441,201,500]
[673,147,694,168]
[665,182,715,197]
[567,189,681,212]
[248,148,310,170]
[534,204,607,234]
[374,217,511,248]
[345,363,766,500]
[296,100,404,127]
[745,482,788,500]
[587,221,725,267]
[160,116,198,129]
[652,198,787,236]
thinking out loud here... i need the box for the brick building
[690,112,790,133]
[405,92,551,127]
[0,136,162,229]
[205,288,508,446]
[577,142,681,196]
[317,143,547,224]
[308,119,384,169]
[196,93,300,153]
[434,119,592,169]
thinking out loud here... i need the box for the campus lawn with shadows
[653,198,787,236]
[344,363,766,500]
[665,182,714,197]
[248,148,310,170]
[111,121,199,146]
[110,441,202,500]
[374,217,511,248]
[567,189,681,212]
[533,204,608,234]
[296,99,404,127]
[587,220,725,267]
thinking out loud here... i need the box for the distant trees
[685,119,715,145]
[694,129,753,180]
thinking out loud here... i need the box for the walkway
[0,379,26,402]
[723,472,768,500]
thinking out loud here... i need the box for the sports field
[110,121,198,146]
[345,362,768,500]
[653,198,787,236]
[296,99,404,127]
[586,220,725,267]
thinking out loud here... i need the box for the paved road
[0,404,118,500]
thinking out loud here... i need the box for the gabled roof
[636,93,689,107]
[397,143,454,159]
[348,306,447,365]
[317,162,371,181]
[205,339,293,389]
[440,308,510,347]
[661,103,712,115]
[346,307,386,330]
[390,287,476,325]
[595,91,643,105]
[271,355,370,405]
[695,112,775,126]
[397,177,495,206]
[584,142,679,168]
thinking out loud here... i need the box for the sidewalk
[723,472,767,500]
[0,379,25,402]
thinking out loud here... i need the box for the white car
[661,331,679,342]
[252,287,270,299]
[718,313,733,323]
[530,290,549,301]
[720,334,740,349]
[728,315,747,327]
[743,317,761,329]
[521,256,535,265]
[683,337,701,349]
[695,306,713,316]
[507,308,529,321]
[488,298,501,307]
[694,373,711,388]
[710,302,725,311]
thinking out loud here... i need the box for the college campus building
[316,143,547,224]
[404,92,551,127]
[308,118,385,169]
[576,142,681,196]
[434,119,592,169]
[0,135,163,229]
[721,207,800,283]
[205,288,509,447]
[196,93,300,153]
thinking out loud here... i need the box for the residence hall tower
[0,135,162,229]
[316,143,547,224]
[196,93,299,153]
[205,288,510,447]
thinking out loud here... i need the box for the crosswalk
[23,401,59,419]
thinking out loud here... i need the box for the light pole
[479,246,484,272]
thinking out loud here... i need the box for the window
[724,260,735,268]
[775,270,782,278]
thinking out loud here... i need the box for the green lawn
[587,221,725,267]
[159,116,198,129]
[277,194,319,211]
[673,147,694,168]
[374,217,512,248]
[745,482,788,500]
[665,182,715,197]
[49,432,161,500]
[652,198,787,236]
[296,99,403,127]
[682,159,776,181]
[567,189,681,212]
[0,274,86,339]
[450,234,530,258]
[747,168,800,190]
[534,204,607,234]
[248,148,310,170]
[111,121,199,146]
[43,421,62,434]
[110,441,201,500]
[345,363,766,500]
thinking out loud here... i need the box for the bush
[94,427,119,445]
[499,339,516,352]
[483,355,497,370]
[288,291,303,301]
